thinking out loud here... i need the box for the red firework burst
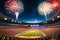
[46,0,60,10]
[5,0,24,20]
[5,0,23,13]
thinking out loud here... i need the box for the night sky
[0,0,57,23]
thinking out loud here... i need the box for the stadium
[0,0,60,40]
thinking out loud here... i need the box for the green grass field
[15,30,46,37]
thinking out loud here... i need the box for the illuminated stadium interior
[0,0,60,40]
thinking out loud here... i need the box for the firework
[5,0,24,20]
[38,2,53,20]
[46,0,60,9]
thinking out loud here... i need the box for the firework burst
[5,0,24,20]
[46,0,60,10]
[38,2,53,20]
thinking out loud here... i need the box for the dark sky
[0,0,56,23]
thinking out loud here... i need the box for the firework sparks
[5,0,24,20]
[46,0,60,9]
[38,2,53,20]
